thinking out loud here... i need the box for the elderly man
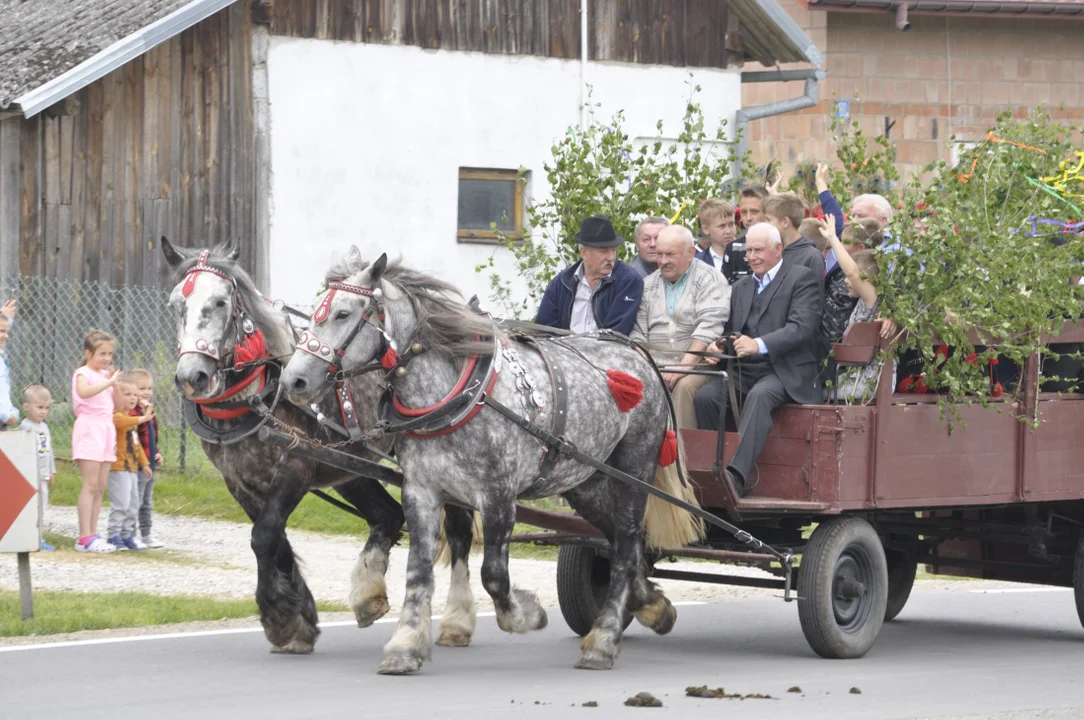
[693,223,823,498]
[631,225,729,429]
[536,215,643,336]
[628,216,669,278]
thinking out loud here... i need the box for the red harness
[391,347,500,439]
[179,252,270,420]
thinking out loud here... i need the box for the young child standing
[72,329,122,553]
[0,299,19,430]
[128,369,164,548]
[20,386,56,551]
[107,376,154,551]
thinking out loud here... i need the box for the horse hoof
[270,639,314,655]
[575,651,614,671]
[436,627,473,647]
[378,654,423,675]
[651,602,677,636]
[354,596,391,628]
[635,596,677,636]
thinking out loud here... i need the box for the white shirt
[570,265,600,334]
[752,258,783,355]
[709,248,726,272]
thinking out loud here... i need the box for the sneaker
[124,536,146,551]
[40,539,55,551]
[76,536,116,553]
[142,535,165,548]
[107,535,128,551]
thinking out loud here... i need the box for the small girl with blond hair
[71,330,122,553]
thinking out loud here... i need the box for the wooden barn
[0,0,821,305]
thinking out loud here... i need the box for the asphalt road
[2,585,1083,720]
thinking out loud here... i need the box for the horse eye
[215,300,227,308]
[335,310,351,320]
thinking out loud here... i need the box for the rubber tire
[883,545,918,622]
[1074,535,1084,630]
[556,544,632,637]
[798,516,889,659]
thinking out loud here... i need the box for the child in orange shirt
[106,376,154,551]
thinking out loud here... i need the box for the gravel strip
[0,505,1016,644]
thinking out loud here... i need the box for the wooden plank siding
[267,0,736,69]
[4,4,260,289]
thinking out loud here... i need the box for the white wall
[266,40,740,314]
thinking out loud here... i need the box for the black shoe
[725,469,750,499]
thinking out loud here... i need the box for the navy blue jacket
[534,260,643,336]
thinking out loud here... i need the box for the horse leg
[378,484,441,675]
[480,502,548,634]
[333,479,405,628]
[564,479,677,637]
[436,505,478,647]
[223,477,318,653]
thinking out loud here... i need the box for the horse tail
[644,429,705,550]
[435,508,484,567]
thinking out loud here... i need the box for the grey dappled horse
[282,249,688,674]
[162,240,477,653]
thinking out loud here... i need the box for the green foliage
[827,108,901,210]
[880,110,1084,419]
[476,79,758,316]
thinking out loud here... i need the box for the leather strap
[518,336,567,480]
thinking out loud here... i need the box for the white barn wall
[266,40,741,313]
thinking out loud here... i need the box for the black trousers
[694,368,792,483]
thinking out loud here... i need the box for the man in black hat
[535,215,644,336]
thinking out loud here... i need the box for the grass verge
[0,589,347,638]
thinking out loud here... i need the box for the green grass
[0,589,348,638]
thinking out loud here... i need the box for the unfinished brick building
[743,0,1084,178]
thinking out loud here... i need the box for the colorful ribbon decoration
[956,131,1049,184]
[1040,151,1084,199]
[1023,216,1084,237]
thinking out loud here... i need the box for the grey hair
[748,222,783,247]
[634,216,669,243]
[852,193,894,222]
[658,224,695,247]
[327,254,496,358]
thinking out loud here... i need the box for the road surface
[2,584,1083,719]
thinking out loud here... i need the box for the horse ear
[226,241,241,262]
[161,237,186,268]
[345,245,363,269]
[370,253,388,283]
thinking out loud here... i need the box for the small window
[457,168,524,244]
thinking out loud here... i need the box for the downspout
[580,0,589,129]
[733,69,827,179]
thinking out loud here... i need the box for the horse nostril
[290,377,308,394]
[192,370,209,390]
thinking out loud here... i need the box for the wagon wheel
[798,517,889,659]
[883,539,918,622]
[1074,534,1084,630]
[556,544,633,637]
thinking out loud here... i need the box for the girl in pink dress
[72,330,121,553]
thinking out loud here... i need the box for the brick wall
[742,5,1084,180]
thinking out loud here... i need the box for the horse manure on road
[624,692,663,707]
[850,687,863,695]
[787,686,803,693]
[581,701,598,707]
[686,686,773,700]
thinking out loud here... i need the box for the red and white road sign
[0,431,39,553]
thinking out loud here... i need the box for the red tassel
[992,381,1004,398]
[380,347,399,370]
[657,430,678,467]
[606,369,643,412]
[232,329,266,366]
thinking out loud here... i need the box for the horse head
[282,247,397,405]
[162,237,288,400]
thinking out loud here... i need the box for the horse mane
[328,254,496,358]
[170,247,295,359]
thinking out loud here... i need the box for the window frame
[456,167,525,245]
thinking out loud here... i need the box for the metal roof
[0,0,238,116]
[735,0,826,67]
[805,0,1084,17]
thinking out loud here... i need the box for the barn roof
[0,0,822,117]
[0,0,236,116]
[803,0,1084,17]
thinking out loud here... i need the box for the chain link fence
[2,274,212,474]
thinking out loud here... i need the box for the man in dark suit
[693,222,824,497]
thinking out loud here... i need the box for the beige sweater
[630,259,730,366]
